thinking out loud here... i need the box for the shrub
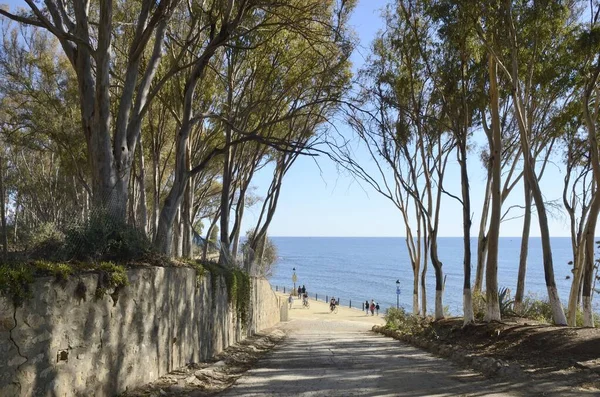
[241,229,277,277]
[384,307,431,336]
[574,309,600,327]
[472,287,515,320]
[516,294,553,323]
[498,287,515,316]
[63,212,151,262]
[472,290,486,320]
[29,222,65,260]
[0,265,34,306]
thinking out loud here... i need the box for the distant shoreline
[271,236,573,239]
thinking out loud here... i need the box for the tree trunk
[582,194,600,326]
[514,179,531,313]
[219,143,233,265]
[580,73,600,326]
[459,140,474,325]
[0,155,7,257]
[152,141,160,237]
[567,241,586,325]
[137,133,149,235]
[182,181,194,258]
[430,232,444,320]
[504,0,567,326]
[153,16,236,256]
[182,141,194,258]
[202,212,219,262]
[401,205,420,315]
[474,166,492,293]
[153,142,189,256]
[12,193,19,244]
[484,54,501,322]
[129,160,138,226]
[230,181,249,261]
[421,216,429,317]
[173,207,183,257]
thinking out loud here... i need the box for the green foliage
[574,309,600,327]
[31,260,73,283]
[242,229,278,278]
[29,223,65,259]
[226,268,251,327]
[0,265,34,306]
[384,307,432,337]
[63,212,152,262]
[498,287,515,316]
[94,262,129,300]
[198,260,251,328]
[472,290,487,320]
[515,294,554,323]
[473,287,515,320]
[0,260,129,305]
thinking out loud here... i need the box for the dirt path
[218,297,590,397]
[126,296,596,396]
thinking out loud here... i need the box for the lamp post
[292,267,297,292]
[396,279,400,309]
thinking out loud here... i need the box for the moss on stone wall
[0,260,129,305]
[94,262,129,299]
[0,264,34,306]
[0,257,250,327]
[198,261,251,328]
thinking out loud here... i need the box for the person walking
[301,285,306,295]
[370,300,375,316]
[375,302,380,316]
[365,300,370,315]
[288,294,294,309]
[297,286,302,297]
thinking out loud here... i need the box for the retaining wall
[0,266,283,396]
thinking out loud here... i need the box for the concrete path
[219,296,589,397]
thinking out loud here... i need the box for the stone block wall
[0,267,282,396]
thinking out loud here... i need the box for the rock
[7,356,27,367]
[576,359,600,372]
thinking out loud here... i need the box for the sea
[268,237,594,315]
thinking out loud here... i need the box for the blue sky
[1,0,576,238]
[244,0,574,238]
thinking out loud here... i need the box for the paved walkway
[220,296,591,397]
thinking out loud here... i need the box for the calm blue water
[269,237,587,315]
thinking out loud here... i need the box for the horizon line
[270,235,572,238]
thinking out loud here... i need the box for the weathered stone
[0,268,283,397]
[7,356,27,367]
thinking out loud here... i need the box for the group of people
[364,299,379,316]
[297,285,306,297]
[288,284,309,308]
[287,285,380,316]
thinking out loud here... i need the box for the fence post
[276,285,278,292]
[284,287,286,294]
[316,293,318,301]
[326,295,328,302]
[349,299,352,308]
